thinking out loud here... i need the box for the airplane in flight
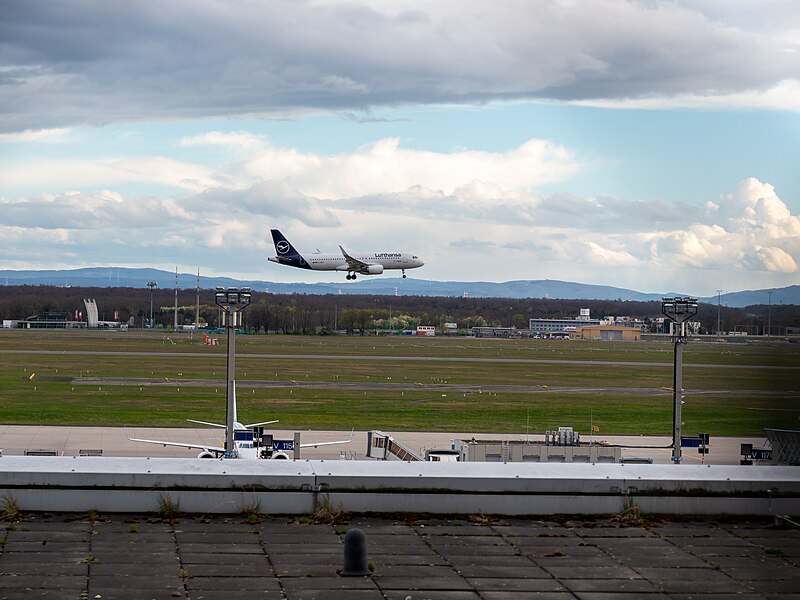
[129,383,352,460]
[268,229,424,280]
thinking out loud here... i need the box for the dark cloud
[1,0,797,132]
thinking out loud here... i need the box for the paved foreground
[0,513,797,600]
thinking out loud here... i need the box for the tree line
[1,285,797,335]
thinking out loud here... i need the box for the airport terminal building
[528,308,601,334]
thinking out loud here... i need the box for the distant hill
[0,267,797,308]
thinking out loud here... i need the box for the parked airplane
[268,229,424,280]
[129,383,352,459]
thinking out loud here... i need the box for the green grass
[0,329,797,436]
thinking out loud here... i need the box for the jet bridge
[765,428,800,465]
[366,431,422,461]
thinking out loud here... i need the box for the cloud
[0,128,71,143]
[188,181,341,227]
[756,246,798,273]
[0,190,192,229]
[0,156,226,194]
[573,80,800,112]
[2,0,799,132]
[241,138,579,198]
[180,131,268,152]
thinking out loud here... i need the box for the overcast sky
[1,0,798,296]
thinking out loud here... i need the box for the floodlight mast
[146,281,158,328]
[214,286,251,457]
[661,297,698,463]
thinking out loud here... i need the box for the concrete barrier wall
[0,457,798,516]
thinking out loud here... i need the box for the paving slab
[466,577,567,592]
[381,592,481,600]
[185,591,282,600]
[480,593,575,600]
[572,593,672,599]
[282,591,384,600]
[669,595,768,600]
[0,591,87,600]
[0,574,86,589]
[453,564,549,578]
[635,566,746,594]
[370,554,451,566]
[540,565,643,579]
[86,589,187,600]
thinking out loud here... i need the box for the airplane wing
[299,428,354,449]
[128,437,225,454]
[244,420,279,428]
[339,245,371,271]
[187,419,225,429]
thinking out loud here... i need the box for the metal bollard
[341,528,371,576]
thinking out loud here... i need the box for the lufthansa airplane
[268,229,424,280]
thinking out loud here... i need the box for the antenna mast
[195,268,200,328]
[174,267,178,331]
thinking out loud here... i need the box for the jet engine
[197,451,215,459]
[271,451,290,460]
[365,264,384,275]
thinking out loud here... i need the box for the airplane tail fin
[270,229,303,259]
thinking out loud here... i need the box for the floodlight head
[661,296,698,324]
[214,287,251,312]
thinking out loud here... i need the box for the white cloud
[180,131,268,152]
[583,241,640,267]
[241,138,579,198]
[0,156,225,194]
[756,246,798,273]
[0,190,193,229]
[573,80,800,112]
[0,128,71,143]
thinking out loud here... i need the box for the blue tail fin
[270,229,310,269]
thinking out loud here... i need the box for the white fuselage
[305,251,421,272]
[268,251,424,272]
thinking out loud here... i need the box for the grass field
[0,329,798,436]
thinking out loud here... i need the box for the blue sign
[751,448,772,461]
[273,440,294,451]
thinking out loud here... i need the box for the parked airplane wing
[299,428,354,449]
[244,419,279,428]
[187,419,225,429]
[128,437,225,454]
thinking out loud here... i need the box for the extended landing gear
[402,269,407,278]
[346,272,357,280]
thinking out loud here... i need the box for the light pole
[215,286,251,457]
[767,290,773,337]
[147,281,158,329]
[716,290,722,335]
[662,297,698,464]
